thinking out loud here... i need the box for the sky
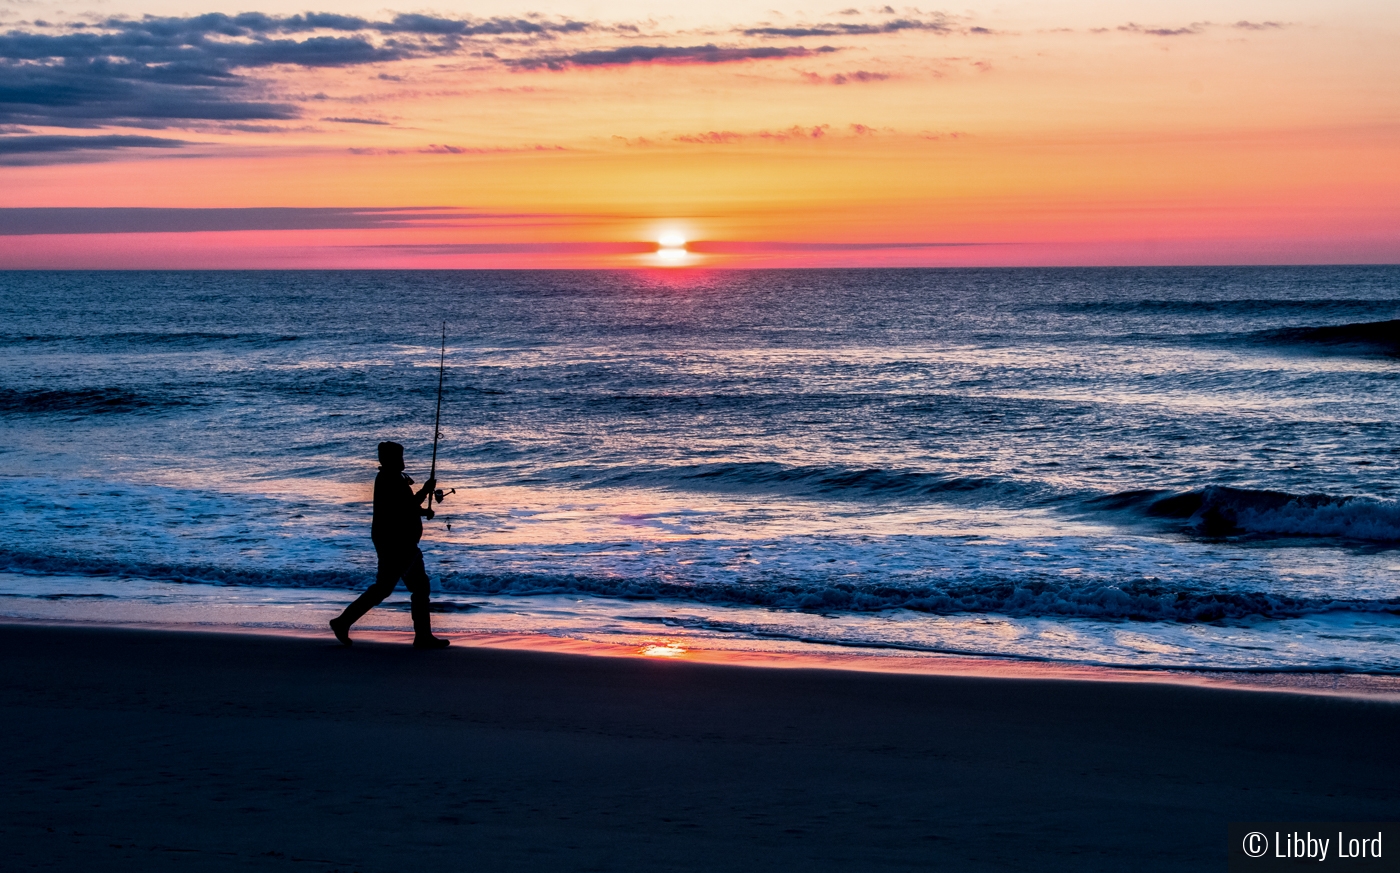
[0,0,1397,268]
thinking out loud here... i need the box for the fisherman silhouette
[329,441,450,649]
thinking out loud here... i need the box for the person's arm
[413,477,438,518]
[373,473,390,518]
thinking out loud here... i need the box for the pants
[339,544,434,637]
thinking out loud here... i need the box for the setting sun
[655,231,690,266]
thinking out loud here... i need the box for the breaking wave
[570,461,1067,506]
[1253,319,1400,356]
[3,549,1398,624]
[0,551,368,590]
[559,463,1400,546]
[0,386,188,415]
[434,572,1400,623]
[1090,485,1400,543]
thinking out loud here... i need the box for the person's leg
[403,547,449,649]
[329,549,402,645]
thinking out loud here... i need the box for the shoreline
[3,621,1398,871]
[6,613,1400,702]
[7,568,1400,678]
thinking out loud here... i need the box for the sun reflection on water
[639,642,687,658]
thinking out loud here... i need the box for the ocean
[2,267,1398,672]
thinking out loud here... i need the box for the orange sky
[1,1,1397,267]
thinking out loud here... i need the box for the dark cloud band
[0,207,544,235]
[0,12,591,128]
[686,241,983,252]
[742,17,952,38]
[505,44,836,70]
[363,242,658,255]
[0,134,190,155]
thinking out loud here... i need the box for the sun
[654,230,689,266]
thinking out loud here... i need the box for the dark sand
[2,624,1397,872]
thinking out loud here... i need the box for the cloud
[0,206,544,234]
[0,14,849,126]
[742,16,952,38]
[673,124,833,144]
[0,8,1002,133]
[507,44,835,70]
[802,69,890,85]
[0,60,301,128]
[416,143,567,153]
[372,13,593,37]
[0,24,394,127]
[0,23,420,68]
[218,122,298,133]
[1111,20,1287,37]
[64,12,594,39]
[1115,22,1206,37]
[674,130,743,144]
[0,134,189,154]
[358,240,989,256]
[0,132,192,163]
[686,241,981,252]
[0,12,592,128]
[361,242,656,255]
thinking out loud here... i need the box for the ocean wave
[1055,299,1400,316]
[548,463,1400,545]
[0,386,188,415]
[438,572,1400,622]
[3,549,1397,623]
[0,551,369,589]
[1089,485,1400,543]
[0,334,65,345]
[573,461,1065,505]
[1253,319,1400,357]
[0,331,300,348]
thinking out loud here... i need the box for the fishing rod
[427,322,455,514]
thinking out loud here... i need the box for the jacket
[371,469,425,547]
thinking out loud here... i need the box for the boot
[411,600,450,649]
[329,587,385,647]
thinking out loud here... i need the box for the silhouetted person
[330,441,450,649]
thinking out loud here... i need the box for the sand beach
[2,622,1397,872]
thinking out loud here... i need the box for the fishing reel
[432,488,457,531]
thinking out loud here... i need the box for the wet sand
[2,623,1397,872]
